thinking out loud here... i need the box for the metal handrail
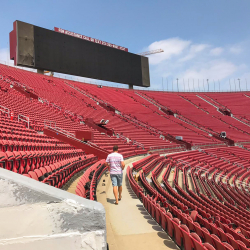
[53,126,75,137]
[77,115,84,121]
[116,133,130,143]
[132,140,144,149]
[38,97,50,105]
[44,120,56,128]
[0,105,10,117]
[51,103,62,111]
[18,114,30,129]
[65,110,74,116]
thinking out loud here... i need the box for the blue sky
[1,0,250,91]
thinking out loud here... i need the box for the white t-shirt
[106,152,124,174]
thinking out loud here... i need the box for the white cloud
[180,60,237,80]
[179,44,209,62]
[210,47,223,56]
[148,38,191,65]
[143,38,250,91]
[229,45,242,55]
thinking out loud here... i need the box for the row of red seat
[25,154,97,188]
[128,149,250,250]
[127,163,218,250]
[0,149,86,174]
[75,159,105,199]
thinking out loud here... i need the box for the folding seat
[190,232,205,250]
[172,217,183,247]
[179,224,194,250]
[0,152,7,169]
[193,222,205,240]
[22,142,28,151]
[240,227,250,239]
[44,165,53,174]
[18,151,28,174]
[44,152,51,165]
[223,242,234,250]
[226,233,241,250]
[191,210,198,221]
[27,171,39,181]
[31,151,40,170]
[210,223,220,236]
[28,151,37,171]
[154,204,163,224]
[0,140,10,152]
[163,212,174,237]
[211,234,230,250]
[25,151,33,173]
[39,151,45,168]
[143,195,150,212]
[203,243,216,250]
[8,140,14,152]
[17,141,25,151]
[201,227,214,246]
[217,228,229,242]
[33,169,43,181]
[236,240,248,250]
[12,140,20,152]
[52,151,58,164]
[5,151,15,172]
[12,151,22,173]
[186,216,196,232]
[147,197,156,218]
[176,208,184,222]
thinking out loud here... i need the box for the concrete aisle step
[157,167,166,184]
[187,174,195,192]
[168,168,175,188]
[178,169,184,189]
[66,175,83,194]
[97,155,178,250]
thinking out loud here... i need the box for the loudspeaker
[176,136,183,141]
[220,131,226,138]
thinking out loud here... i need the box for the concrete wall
[0,168,106,250]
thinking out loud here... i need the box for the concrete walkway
[66,175,82,194]
[97,156,178,250]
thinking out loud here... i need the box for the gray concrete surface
[0,168,106,250]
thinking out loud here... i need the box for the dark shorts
[110,173,123,186]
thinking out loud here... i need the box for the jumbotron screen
[9,21,150,87]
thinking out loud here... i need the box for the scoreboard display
[10,21,150,87]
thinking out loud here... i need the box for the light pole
[238,79,241,91]
[207,79,209,92]
[176,78,179,92]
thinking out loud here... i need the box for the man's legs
[110,175,119,204]
[113,186,118,204]
[118,186,122,200]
